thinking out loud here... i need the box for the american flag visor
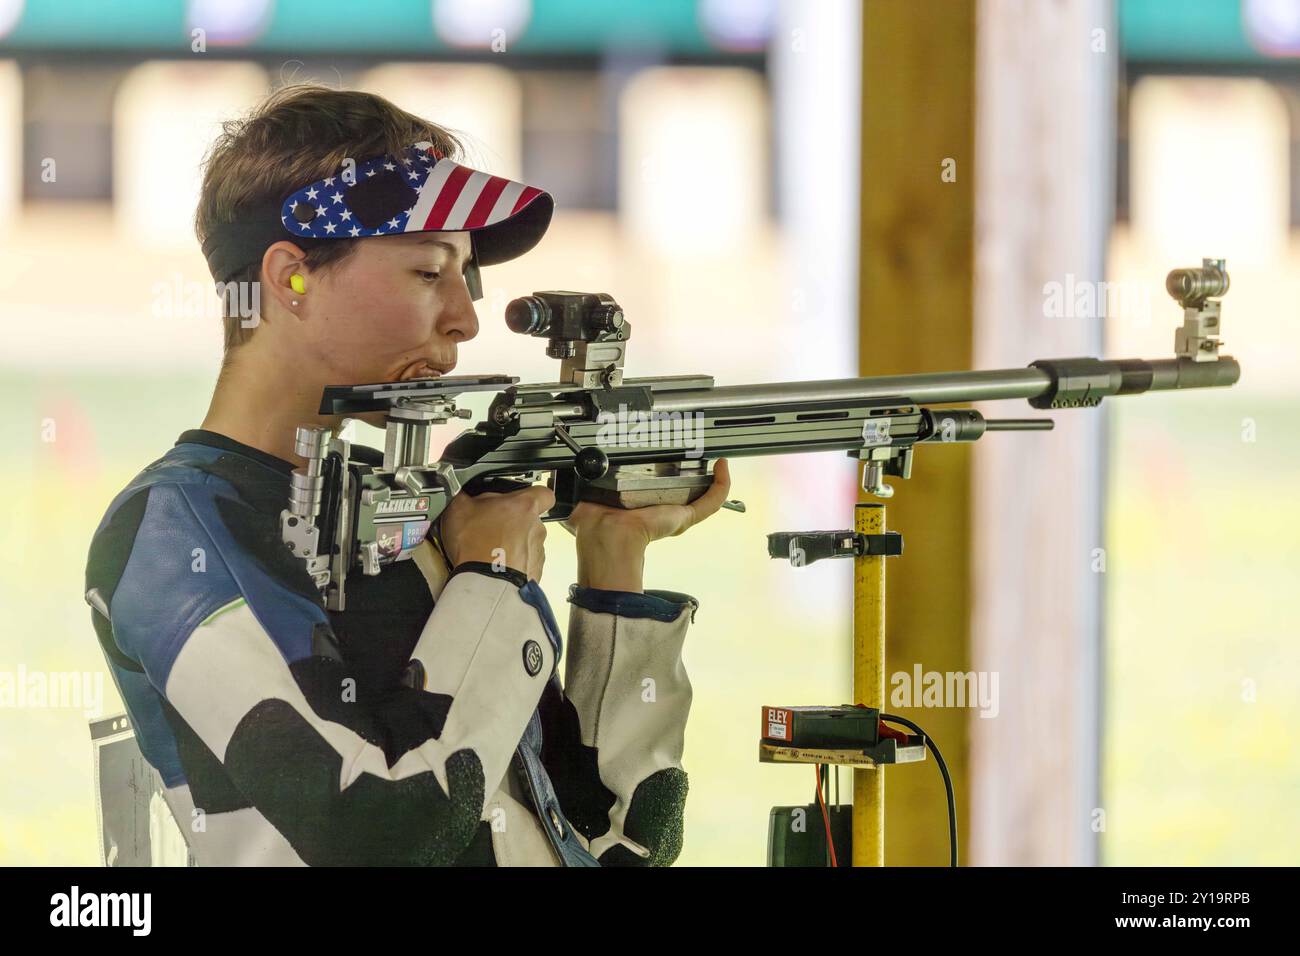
[200,142,553,290]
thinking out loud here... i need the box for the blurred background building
[0,0,1294,866]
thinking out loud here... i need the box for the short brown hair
[195,83,463,354]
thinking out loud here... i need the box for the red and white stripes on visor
[410,151,545,232]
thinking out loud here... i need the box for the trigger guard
[542,502,575,523]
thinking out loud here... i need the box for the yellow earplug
[290,273,306,295]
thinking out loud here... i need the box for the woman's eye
[417,270,441,282]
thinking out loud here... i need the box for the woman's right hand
[438,484,554,583]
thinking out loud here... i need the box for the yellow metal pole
[853,501,886,866]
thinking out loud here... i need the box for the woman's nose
[441,276,480,343]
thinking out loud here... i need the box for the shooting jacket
[84,429,698,866]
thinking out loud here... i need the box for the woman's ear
[261,242,310,315]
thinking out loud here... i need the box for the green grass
[1102,393,1300,865]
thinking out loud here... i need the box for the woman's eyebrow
[413,238,469,267]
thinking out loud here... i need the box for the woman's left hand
[561,459,732,592]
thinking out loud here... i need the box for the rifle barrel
[645,356,1239,413]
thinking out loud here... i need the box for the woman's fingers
[549,460,733,542]
[684,458,732,529]
[527,484,557,515]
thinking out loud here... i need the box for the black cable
[880,713,958,867]
[813,763,838,866]
[824,763,836,867]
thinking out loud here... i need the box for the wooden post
[860,0,975,866]
[852,502,887,866]
[969,0,1113,866]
